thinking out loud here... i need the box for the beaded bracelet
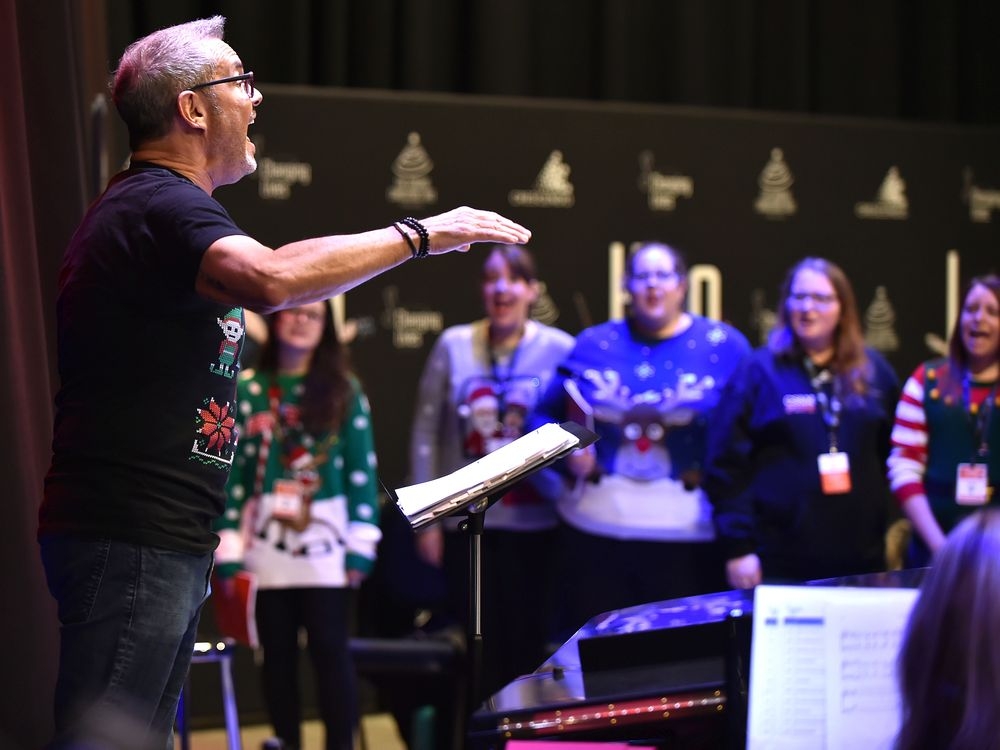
[399,216,430,259]
[391,222,418,258]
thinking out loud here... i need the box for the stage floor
[176,714,405,749]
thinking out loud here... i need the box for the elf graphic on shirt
[210,308,245,379]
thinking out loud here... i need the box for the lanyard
[804,359,842,452]
[488,339,526,415]
[489,339,523,384]
[963,376,997,460]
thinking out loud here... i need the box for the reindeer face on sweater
[580,367,710,483]
[614,401,672,480]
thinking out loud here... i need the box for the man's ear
[176,90,208,131]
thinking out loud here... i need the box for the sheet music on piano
[394,421,586,529]
[747,584,919,750]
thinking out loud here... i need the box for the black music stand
[459,423,597,713]
[391,421,598,736]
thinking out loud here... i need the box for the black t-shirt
[40,163,250,553]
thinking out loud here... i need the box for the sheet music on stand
[747,585,919,750]
[394,421,593,530]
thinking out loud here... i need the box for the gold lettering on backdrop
[923,250,961,356]
[379,286,444,350]
[331,295,346,338]
[256,154,313,200]
[609,242,627,320]
[638,150,694,211]
[608,242,722,322]
[947,250,960,338]
[688,265,722,322]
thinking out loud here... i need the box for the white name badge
[955,463,989,506]
[818,451,852,495]
[271,478,305,520]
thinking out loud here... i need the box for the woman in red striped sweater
[887,274,1000,566]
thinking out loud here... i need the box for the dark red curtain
[2,0,104,746]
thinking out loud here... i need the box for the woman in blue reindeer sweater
[533,242,749,635]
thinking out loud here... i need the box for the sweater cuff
[346,520,382,562]
[893,483,924,505]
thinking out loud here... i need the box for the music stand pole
[391,422,598,746]
[462,503,489,710]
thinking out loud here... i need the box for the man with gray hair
[37,16,529,749]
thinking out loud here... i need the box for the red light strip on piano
[496,689,725,737]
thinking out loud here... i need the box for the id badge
[272,478,304,520]
[818,451,852,495]
[955,463,989,506]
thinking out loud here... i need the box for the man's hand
[419,206,531,255]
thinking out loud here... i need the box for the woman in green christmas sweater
[215,300,381,750]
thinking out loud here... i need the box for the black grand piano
[468,569,925,749]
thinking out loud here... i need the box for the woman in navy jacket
[705,257,899,588]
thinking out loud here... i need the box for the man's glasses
[189,72,255,98]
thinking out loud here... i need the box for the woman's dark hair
[896,509,1000,750]
[259,303,353,435]
[941,274,1000,394]
[769,257,871,395]
[481,243,538,282]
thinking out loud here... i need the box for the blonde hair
[896,510,1000,750]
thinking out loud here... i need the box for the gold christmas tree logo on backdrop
[754,147,797,219]
[855,166,908,220]
[509,150,575,208]
[386,132,438,209]
[864,286,900,352]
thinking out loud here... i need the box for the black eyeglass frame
[189,72,255,98]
